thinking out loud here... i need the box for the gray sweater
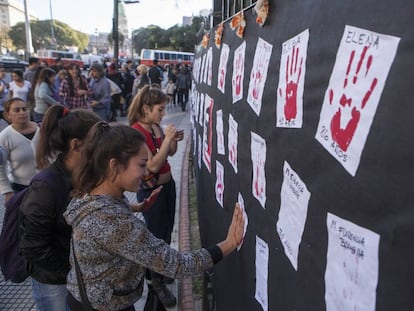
[64,194,213,310]
[34,82,59,114]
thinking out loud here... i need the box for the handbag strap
[71,238,94,311]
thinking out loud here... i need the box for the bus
[140,49,194,67]
[36,49,84,68]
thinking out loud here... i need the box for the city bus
[140,49,194,67]
[36,49,84,68]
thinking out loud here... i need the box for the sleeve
[0,132,12,194]
[19,181,67,269]
[59,79,69,103]
[96,79,112,109]
[96,209,214,279]
[39,83,59,106]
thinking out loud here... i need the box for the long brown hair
[72,122,146,196]
[127,85,168,125]
[36,106,101,168]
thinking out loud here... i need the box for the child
[165,78,176,108]
[65,123,245,310]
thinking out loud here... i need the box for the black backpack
[0,169,65,283]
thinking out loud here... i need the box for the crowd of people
[0,56,244,311]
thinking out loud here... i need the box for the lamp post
[113,0,139,70]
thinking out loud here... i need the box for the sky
[25,0,212,35]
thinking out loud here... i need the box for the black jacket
[19,157,72,284]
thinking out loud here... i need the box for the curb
[178,135,194,311]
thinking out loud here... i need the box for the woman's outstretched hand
[218,203,245,257]
[130,186,163,212]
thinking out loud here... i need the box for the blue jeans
[32,279,70,311]
[32,111,45,124]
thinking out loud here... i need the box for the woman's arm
[39,83,59,106]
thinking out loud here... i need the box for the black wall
[191,1,414,310]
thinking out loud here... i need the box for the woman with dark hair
[127,84,184,307]
[60,63,89,110]
[88,63,111,121]
[18,106,101,311]
[9,69,31,102]
[33,68,61,123]
[64,123,244,311]
[0,98,39,203]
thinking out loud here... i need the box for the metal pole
[23,0,33,60]
[113,0,119,70]
[49,0,56,48]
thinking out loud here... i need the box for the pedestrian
[0,98,39,204]
[175,67,191,111]
[132,64,150,98]
[127,84,184,307]
[165,78,176,108]
[33,68,61,123]
[148,59,163,86]
[60,63,89,110]
[18,106,101,311]
[106,63,123,121]
[121,63,134,116]
[0,65,10,122]
[9,69,32,102]
[23,57,39,84]
[64,122,244,310]
[88,63,111,121]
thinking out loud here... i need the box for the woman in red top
[127,85,183,308]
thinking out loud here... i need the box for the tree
[8,20,88,51]
[131,16,206,55]
[107,31,124,48]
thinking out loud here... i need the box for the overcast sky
[25,0,212,34]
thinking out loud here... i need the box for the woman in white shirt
[0,97,39,204]
[9,69,31,102]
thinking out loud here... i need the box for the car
[0,55,28,72]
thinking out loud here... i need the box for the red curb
[179,136,194,311]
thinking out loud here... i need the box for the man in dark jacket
[175,67,191,111]
[148,59,163,86]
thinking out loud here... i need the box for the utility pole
[113,0,140,70]
[23,0,34,60]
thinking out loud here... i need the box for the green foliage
[131,15,208,55]
[9,19,89,51]
[107,31,125,47]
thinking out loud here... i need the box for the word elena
[345,30,380,49]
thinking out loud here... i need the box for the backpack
[0,169,65,283]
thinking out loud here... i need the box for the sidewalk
[0,105,192,311]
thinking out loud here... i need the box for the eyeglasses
[11,107,28,113]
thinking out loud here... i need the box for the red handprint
[330,46,378,152]
[252,70,262,100]
[279,46,303,121]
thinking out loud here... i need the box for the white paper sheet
[247,38,273,116]
[325,213,380,311]
[217,43,230,94]
[315,25,400,176]
[255,236,269,311]
[251,132,267,208]
[216,110,225,155]
[277,29,309,128]
[207,47,213,86]
[202,95,214,173]
[215,161,224,207]
[237,193,248,251]
[228,114,238,173]
[232,41,246,103]
[276,161,310,270]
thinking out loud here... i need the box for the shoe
[164,276,174,284]
[152,277,177,308]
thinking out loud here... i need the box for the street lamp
[113,0,140,70]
